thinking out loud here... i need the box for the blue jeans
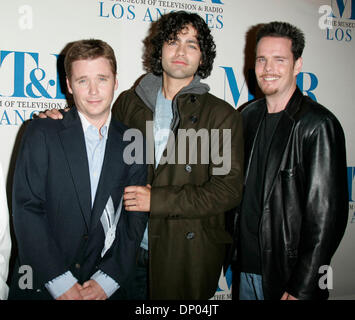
[239,272,264,300]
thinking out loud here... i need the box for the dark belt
[136,247,149,267]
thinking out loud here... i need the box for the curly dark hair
[142,11,216,79]
[256,21,305,61]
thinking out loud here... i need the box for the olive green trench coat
[113,78,243,299]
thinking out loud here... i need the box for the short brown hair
[256,21,305,61]
[64,39,117,79]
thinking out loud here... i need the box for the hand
[38,107,70,119]
[124,184,151,212]
[56,282,83,300]
[80,280,107,300]
[281,292,298,300]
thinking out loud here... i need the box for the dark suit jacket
[9,107,148,299]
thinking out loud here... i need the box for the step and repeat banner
[0,0,354,299]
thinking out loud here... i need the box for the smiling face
[66,57,118,125]
[161,24,202,84]
[255,36,302,102]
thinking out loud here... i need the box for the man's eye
[78,79,87,85]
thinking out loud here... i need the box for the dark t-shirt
[239,109,283,274]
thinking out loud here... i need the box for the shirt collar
[77,110,111,138]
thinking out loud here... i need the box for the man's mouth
[261,75,280,81]
[172,60,188,66]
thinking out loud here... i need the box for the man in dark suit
[9,39,148,300]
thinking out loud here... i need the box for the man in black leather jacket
[233,21,348,300]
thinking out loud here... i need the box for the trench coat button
[75,263,81,269]
[186,232,195,240]
[190,115,198,123]
[190,95,197,103]
[185,164,192,173]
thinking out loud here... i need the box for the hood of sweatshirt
[135,73,210,113]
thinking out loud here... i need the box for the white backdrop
[0,0,354,299]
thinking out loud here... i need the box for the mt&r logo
[331,0,355,19]
[318,0,355,42]
[0,50,68,126]
[0,50,65,99]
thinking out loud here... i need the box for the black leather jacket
[235,88,348,300]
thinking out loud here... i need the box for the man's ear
[114,75,118,90]
[66,77,73,94]
[293,57,303,76]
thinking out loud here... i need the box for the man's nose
[88,80,98,94]
[176,43,186,56]
[264,59,273,72]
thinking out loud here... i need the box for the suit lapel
[58,108,91,229]
[90,119,125,232]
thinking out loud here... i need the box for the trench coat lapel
[154,94,201,177]
[58,108,91,229]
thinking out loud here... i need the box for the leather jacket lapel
[263,88,303,203]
